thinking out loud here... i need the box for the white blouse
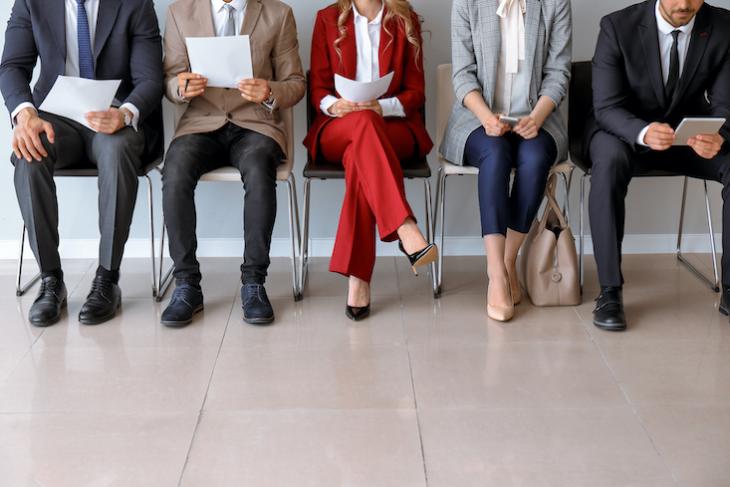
[320,4,405,118]
[493,0,528,116]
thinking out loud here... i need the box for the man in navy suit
[0,0,164,326]
[588,0,730,331]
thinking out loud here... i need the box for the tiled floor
[0,254,728,487]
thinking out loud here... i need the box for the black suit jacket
[589,0,730,151]
[0,0,164,158]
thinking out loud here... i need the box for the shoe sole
[79,301,121,326]
[161,305,205,328]
[410,246,439,274]
[29,299,68,328]
[243,314,275,326]
[593,319,627,332]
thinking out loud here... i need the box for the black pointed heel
[398,242,439,276]
[345,304,371,321]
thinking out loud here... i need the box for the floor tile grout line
[176,287,238,487]
[399,280,430,487]
[586,327,680,485]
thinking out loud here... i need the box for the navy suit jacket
[0,0,164,158]
[589,1,730,151]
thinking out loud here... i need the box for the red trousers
[319,111,417,282]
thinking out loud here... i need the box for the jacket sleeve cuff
[11,102,36,127]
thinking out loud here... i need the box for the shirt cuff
[120,103,140,131]
[320,95,339,117]
[379,97,406,118]
[637,125,651,147]
[11,102,36,127]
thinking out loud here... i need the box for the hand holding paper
[334,72,395,103]
[38,76,122,131]
[186,36,253,88]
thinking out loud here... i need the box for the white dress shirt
[637,0,696,145]
[12,0,139,129]
[493,0,529,116]
[211,0,247,37]
[320,4,405,118]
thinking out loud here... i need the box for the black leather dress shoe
[161,283,204,328]
[593,286,627,332]
[78,275,121,325]
[398,241,438,276]
[719,285,730,318]
[29,276,67,327]
[345,304,370,321]
[242,284,274,325]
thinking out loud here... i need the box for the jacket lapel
[378,6,394,78]
[93,0,122,62]
[340,14,357,78]
[478,0,500,106]
[46,0,67,61]
[241,0,262,35]
[639,1,667,108]
[193,0,216,37]
[522,0,540,82]
[667,6,711,114]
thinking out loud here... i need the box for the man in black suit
[0,0,163,326]
[588,0,730,331]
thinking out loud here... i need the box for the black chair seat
[53,159,162,178]
[303,157,432,180]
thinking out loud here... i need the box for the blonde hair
[333,0,422,64]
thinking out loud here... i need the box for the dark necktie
[77,0,95,79]
[665,30,681,102]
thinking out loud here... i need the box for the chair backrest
[436,64,454,151]
[568,61,593,162]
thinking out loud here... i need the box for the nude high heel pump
[487,278,515,322]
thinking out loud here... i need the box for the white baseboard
[0,233,722,260]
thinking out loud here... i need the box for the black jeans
[162,123,284,284]
[589,129,730,287]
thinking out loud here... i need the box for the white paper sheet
[38,76,121,131]
[185,36,253,88]
[334,72,395,103]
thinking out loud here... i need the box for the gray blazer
[440,0,572,165]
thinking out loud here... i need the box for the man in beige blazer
[161,0,305,327]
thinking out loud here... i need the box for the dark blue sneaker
[241,283,274,325]
[161,282,204,328]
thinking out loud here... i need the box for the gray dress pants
[12,112,145,274]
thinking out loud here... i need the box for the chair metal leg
[16,224,41,297]
[298,178,312,296]
[434,167,447,297]
[676,177,721,292]
[286,175,303,301]
[145,175,158,298]
[423,178,438,298]
[579,172,587,294]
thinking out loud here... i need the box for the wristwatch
[262,88,276,111]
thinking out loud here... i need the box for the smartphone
[499,115,520,127]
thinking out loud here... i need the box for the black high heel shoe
[345,304,371,321]
[398,242,439,276]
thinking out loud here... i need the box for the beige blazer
[163,0,306,155]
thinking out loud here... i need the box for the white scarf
[497,0,526,74]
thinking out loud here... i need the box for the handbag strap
[539,173,568,229]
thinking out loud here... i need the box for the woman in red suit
[304,0,437,321]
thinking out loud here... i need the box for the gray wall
[1,0,728,251]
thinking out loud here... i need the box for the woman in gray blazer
[440,0,571,321]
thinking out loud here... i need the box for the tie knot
[223,3,235,12]
[671,30,681,40]
[76,0,86,4]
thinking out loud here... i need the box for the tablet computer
[673,118,726,146]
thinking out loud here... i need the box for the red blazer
[303,5,433,161]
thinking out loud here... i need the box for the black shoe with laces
[593,286,627,332]
[242,283,274,325]
[29,276,68,327]
[78,274,121,325]
[161,282,204,328]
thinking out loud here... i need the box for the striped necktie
[77,0,95,79]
